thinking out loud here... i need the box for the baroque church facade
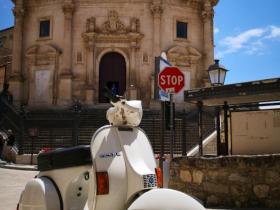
[9,0,218,108]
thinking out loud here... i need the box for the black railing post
[0,98,3,123]
[19,104,26,155]
[216,106,221,156]
[182,111,187,156]
[72,101,81,146]
[223,101,229,155]
[197,101,203,156]
[159,101,165,173]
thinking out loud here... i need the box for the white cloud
[216,26,280,58]
[245,40,265,55]
[266,26,280,39]
[214,27,220,34]
[221,28,265,50]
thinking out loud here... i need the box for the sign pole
[158,66,185,160]
[170,93,174,159]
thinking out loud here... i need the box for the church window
[39,19,51,38]
[176,21,188,39]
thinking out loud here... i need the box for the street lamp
[208,59,228,86]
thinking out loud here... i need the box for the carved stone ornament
[167,45,202,66]
[150,3,163,17]
[62,2,75,18]
[25,44,61,66]
[82,11,143,46]
[101,10,126,34]
[183,0,218,10]
[13,7,25,19]
[201,9,214,21]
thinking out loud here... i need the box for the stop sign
[158,67,185,94]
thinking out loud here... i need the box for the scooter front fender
[127,188,205,210]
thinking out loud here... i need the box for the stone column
[61,1,74,75]
[149,1,163,106]
[10,3,24,105]
[58,1,74,106]
[130,41,137,85]
[202,1,214,86]
[150,1,163,58]
[84,35,95,105]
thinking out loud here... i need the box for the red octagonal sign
[158,67,185,94]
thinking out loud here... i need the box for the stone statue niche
[86,17,95,33]
[130,17,140,33]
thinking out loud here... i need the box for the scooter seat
[38,145,92,171]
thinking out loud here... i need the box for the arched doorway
[99,52,126,103]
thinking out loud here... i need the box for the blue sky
[0,0,14,29]
[214,0,280,84]
[1,0,280,84]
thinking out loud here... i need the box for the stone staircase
[0,100,216,155]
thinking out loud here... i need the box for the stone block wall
[169,155,280,209]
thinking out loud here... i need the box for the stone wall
[169,155,280,209]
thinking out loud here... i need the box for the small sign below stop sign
[158,67,185,94]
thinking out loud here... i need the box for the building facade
[0,27,14,49]
[0,27,13,89]
[9,0,218,108]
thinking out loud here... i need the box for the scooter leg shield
[18,177,62,210]
[127,189,205,210]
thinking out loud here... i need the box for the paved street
[0,167,273,210]
[0,167,37,210]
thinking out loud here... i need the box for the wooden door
[99,52,126,103]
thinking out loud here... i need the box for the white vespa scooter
[18,90,205,210]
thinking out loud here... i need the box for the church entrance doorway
[99,52,126,103]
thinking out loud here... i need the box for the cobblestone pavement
[0,167,37,210]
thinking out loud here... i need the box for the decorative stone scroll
[167,45,202,67]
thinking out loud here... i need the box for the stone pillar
[150,2,163,58]
[84,36,95,105]
[130,41,137,86]
[10,3,24,105]
[58,1,74,106]
[84,36,95,86]
[202,1,214,86]
[82,17,97,105]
